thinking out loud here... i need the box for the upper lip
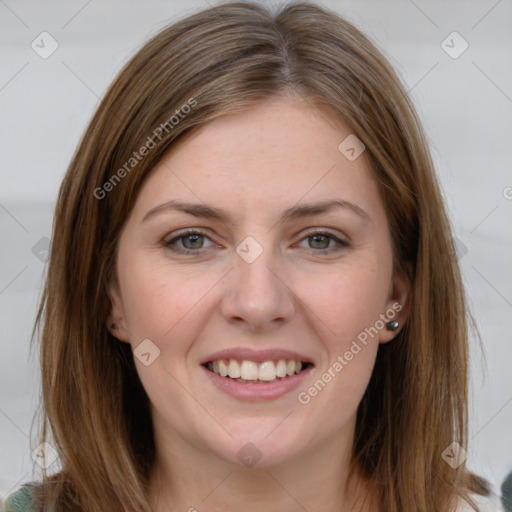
[201,348,314,365]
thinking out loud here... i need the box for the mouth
[203,358,313,384]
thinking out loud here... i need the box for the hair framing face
[33,3,488,512]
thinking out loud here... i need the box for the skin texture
[108,95,410,512]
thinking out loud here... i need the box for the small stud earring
[386,320,399,331]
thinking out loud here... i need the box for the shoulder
[3,483,43,512]
[456,492,505,512]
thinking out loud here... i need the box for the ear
[379,263,411,344]
[106,280,130,343]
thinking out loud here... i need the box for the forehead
[129,96,385,225]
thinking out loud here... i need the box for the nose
[219,243,296,332]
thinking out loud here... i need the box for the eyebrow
[141,199,371,225]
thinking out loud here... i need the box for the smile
[205,359,310,383]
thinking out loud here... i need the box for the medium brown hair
[33,2,487,511]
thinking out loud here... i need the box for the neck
[148,429,375,512]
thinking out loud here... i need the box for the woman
[5,2,499,511]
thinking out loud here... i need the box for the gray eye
[181,234,205,249]
[307,234,332,250]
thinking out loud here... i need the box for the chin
[207,429,309,470]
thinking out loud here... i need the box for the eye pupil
[183,234,203,249]
[309,234,330,249]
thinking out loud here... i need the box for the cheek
[297,268,383,416]
[116,254,183,340]
[118,255,222,347]
[298,262,389,342]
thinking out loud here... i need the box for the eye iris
[182,234,203,249]
[309,234,330,249]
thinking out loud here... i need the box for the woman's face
[108,95,409,469]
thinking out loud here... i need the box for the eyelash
[162,228,349,256]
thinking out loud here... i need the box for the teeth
[240,361,258,380]
[228,359,241,378]
[259,361,277,381]
[218,360,228,377]
[206,358,307,382]
[276,359,287,377]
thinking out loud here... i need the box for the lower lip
[201,364,314,402]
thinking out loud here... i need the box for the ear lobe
[106,282,130,343]
[379,263,412,344]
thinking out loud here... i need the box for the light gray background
[1,0,511,504]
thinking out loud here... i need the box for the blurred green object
[4,483,39,512]
[502,470,512,512]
